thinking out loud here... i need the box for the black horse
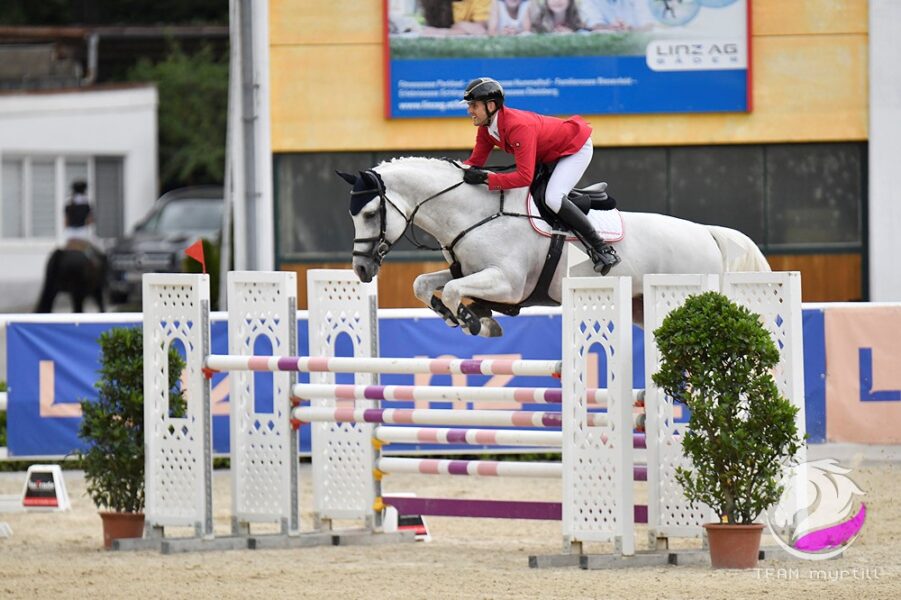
[35,247,107,313]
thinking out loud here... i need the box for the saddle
[529,162,616,228]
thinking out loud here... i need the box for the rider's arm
[463,126,494,167]
[486,124,537,190]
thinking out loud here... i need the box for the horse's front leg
[441,267,518,338]
[413,270,459,327]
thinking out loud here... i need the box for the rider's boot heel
[556,198,621,275]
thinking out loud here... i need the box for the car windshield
[143,199,222,235]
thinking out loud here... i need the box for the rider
[460,77,621,274]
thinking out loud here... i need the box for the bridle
[351,169,464,265]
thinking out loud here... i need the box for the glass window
[31,159,57,238]
[670,145,765,242]
[2,159,24,238]
[587,147,668,214]
[151,199,223,236]
[766,144,862,247]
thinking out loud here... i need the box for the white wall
[869,1,901,301]
[0,85,157,311]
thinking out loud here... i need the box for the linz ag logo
[646,40,745,71]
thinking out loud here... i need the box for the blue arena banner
[385,0,750,118]
[5,305,826,458]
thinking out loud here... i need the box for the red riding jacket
[463,106,592,191]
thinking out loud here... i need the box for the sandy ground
[0,449,898,600]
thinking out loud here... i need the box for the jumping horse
[338,157,769,337]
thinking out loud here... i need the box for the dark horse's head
[336,168,407,283]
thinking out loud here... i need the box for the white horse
[338,157,769,337]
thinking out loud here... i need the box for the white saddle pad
[526,193,624,243]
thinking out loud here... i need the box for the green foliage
[390,32,650,59]
[182,237,222,310]
[127,44,227,190]
[0,0,227,26]
[78,327,185,513]
[651,292,802,525]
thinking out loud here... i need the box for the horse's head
[337,168,410,283]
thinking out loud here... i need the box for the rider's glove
[463,168,489,185]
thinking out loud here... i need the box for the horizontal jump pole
[292,406,611,429]
[376,427,650,450]
[382,496,650,524]
[378,457,561,478]
[205,355,562,377]
[377,457,648,481]
[293,383,644,406]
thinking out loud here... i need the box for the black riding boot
[556,198,621,275]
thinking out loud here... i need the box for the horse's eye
[362,211,377,220]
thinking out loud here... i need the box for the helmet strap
[484,100,499,121]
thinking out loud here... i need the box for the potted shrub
[652,291,803,569]
[78,326,185,548]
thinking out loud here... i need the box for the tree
[127,43,227,190]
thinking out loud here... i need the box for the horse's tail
[706,225,771,273]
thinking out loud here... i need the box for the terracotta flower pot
[99,511,145,549]
[703,523,765,569]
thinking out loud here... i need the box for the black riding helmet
[462,77,504,107]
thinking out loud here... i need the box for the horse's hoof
[478,318,503,338]
[456,305,481,336]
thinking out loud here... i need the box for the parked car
[107,186,223,305]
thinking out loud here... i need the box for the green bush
[78,327,185,513]
[651,291,802,525]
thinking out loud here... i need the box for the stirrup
[587,245,620,276]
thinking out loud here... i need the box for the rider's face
[467,100,494,126]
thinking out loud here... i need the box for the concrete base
[332,529,416,546]
[580,551,672,570]
[161,536,251,554]
[110,537,166,552]
[528,553,583,568]
[247,532,334,550]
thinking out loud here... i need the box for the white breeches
[544,137,594,213]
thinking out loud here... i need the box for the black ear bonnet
[349,170,386,216]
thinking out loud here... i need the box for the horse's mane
[376,156,461,174]
[374,156,464,190]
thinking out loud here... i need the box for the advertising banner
[6,302,842,458]
[386,0,750,118]
[824,307,901,444]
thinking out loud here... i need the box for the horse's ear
[335,170,357,186]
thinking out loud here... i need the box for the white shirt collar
[487,111,500,141]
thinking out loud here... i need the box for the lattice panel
[228,272,298,533]
[721,272,807,470]
[143,274,212,534]
[643,275,719,538]
[307,270,379,521]
[562,277,633,554]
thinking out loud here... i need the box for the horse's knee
[413,276,434,303]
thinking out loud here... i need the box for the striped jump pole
[205,355,562,377]
[375,426,651,449]
[377,457,648,481]
[292,406,613,429]
[292,383,644,406]
[379,497,650,524]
